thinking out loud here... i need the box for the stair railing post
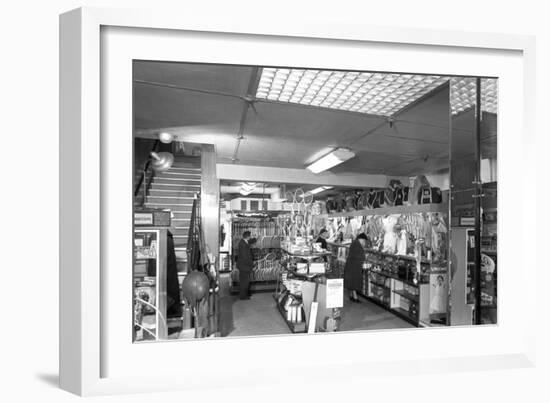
[142,164,148,207]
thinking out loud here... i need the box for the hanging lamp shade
[158,132,175,144]
[150,151,174,172]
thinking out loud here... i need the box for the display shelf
[359,292,389,308]
[365,248,435,265]
[281,248,331,260]
[392,307,418,323]
[320,203,447,219]
[272,294,307,333]
[133,228,168,342]
[328,242,439,265]
[362,268,429,327]
[370,281,390,290]
[369,270,426,287]
[392,289,419,302]
[286,270,325,282]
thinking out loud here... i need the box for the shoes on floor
[349,296,361,303]
[240,297,251,300]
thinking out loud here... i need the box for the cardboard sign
[326,278,344,308]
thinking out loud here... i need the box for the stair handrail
[134,140,160,205]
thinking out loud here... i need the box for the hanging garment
[429,214,448,261]
[166,231,182,317]
[366,189,379,209]
[396,229,408,255]
[382,215,399,253]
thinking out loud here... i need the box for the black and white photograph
[131,61,498,341]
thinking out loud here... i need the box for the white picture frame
[59,7,537,396]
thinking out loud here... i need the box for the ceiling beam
[133,79,243,100]
[232,67,262,162]
[217,163,407,188]
[391,80,450,117]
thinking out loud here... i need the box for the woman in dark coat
[344,233,368,302]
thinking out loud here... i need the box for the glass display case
[133,228,168,342]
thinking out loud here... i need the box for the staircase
[144,156,202,263]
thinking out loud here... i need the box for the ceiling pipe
[231,67,262,163]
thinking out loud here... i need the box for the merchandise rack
[358,249,433,327]
[273,250,335,333]
[229,216,282,293]
[272,294,307,333]
[319,203,447,219]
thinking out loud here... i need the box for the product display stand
[359,249,434,327]
[230,216,282,293]
[133,227,168,342]
[273,249,334,333]
[450,227,476,326]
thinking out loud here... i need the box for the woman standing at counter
[344,233,369,302]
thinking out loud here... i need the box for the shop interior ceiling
[219,181,351,200]
[134,62,497,181]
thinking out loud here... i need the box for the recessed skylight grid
[450,77,498,115]
[480,78,498,114]
[256,68,449,116]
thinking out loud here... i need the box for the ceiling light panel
[256,68,450,116]
[450,77,498,115]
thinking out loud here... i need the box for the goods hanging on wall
[323,176,443,215]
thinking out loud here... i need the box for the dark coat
[315,236,328,250]
[316,236,328,262]
[237,239,254,272]
[344,239,365,291]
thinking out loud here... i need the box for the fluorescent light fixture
[308,186,333,195]
[256,68,449,116]
[307,148,355,173]
[450,77,498,115]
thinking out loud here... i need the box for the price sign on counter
[326,278,344,308]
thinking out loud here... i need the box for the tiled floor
[218,274,413,337]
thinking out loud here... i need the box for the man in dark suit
[237,230,254,300]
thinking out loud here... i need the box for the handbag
[417,186,443,204]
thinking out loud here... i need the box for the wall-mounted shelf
[319,203,447,219]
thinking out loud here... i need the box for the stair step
[162,171,201,177]
[172,225,189,235]
[153,177,201,184]
[144,203,194,210]
[171,164,201,170]
[150,185,201,192]
[157,173,202,180]
[172,211,193,220]
[146,196,196,204]
[168,167,201,173]
[149,190,197,198]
